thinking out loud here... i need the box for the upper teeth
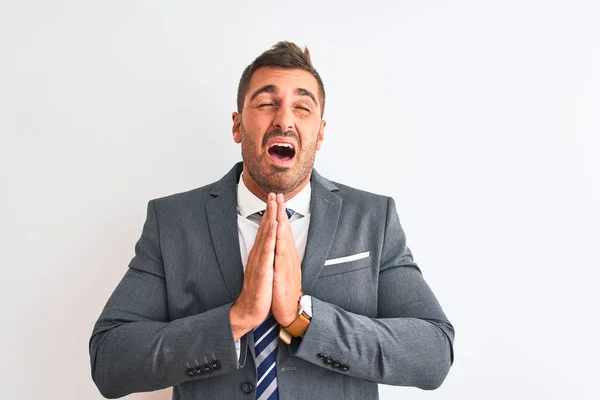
[271,143,293,149]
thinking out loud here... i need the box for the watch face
[300,295,312,318]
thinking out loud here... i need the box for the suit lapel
[301,171,342,294]
[206,163,244,301]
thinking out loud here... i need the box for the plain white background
[1,1,598,399]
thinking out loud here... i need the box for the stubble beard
[240,124,316,195]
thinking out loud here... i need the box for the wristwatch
[278,295,312,345]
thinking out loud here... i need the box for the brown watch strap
[278,311,312,344]
[278,328,292,345]
[284,311,312,337]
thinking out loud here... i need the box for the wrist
[280,309,300,327]
[279,295,312,344]
[229,302,258,341]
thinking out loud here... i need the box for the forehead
[247,67,320,98]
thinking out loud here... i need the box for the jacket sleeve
[89,200,240,399]
[290,197,454,390]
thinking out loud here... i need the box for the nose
[272,103,294,132]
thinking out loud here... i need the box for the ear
[315,119,326,150]
[232,112,242,143]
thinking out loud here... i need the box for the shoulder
[148,162,240,215]
[313,169,391,211]
[149,180,221,215]
[313,169,390,207]
[338,182,393,218]
[333,181,389,203]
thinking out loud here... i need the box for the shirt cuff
[305,295,313,315]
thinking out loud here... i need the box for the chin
[260,175,298,195]
[270,164,292,173]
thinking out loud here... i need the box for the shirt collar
[237,172,311,218]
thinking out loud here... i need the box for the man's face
[232,67,326,197]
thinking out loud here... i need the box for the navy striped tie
[253,314,279,400]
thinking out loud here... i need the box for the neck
[241,169,309,203]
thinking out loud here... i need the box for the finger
[275,194,290,240]
[268,194,277,220]
[277,217,287,237]
[275,215,294,251]
[254,198,276,256]
[275,193,287,223]
[249,195,275,263]
[251,212,268,258]
[275,227,287,254]
[259,220,278,266]
[261,194,277,224]
[277,213,294,241]
[257,194,276,236]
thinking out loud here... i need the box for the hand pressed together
[271,193,303,327]
[229,193,302,340]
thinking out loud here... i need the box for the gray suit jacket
[90,162,454,399]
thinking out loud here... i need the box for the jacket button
[202,364,211,373]
[341,365,350,372]
[187,368,196,377]
[317,353,326,360]
[211,360,221,370]
[324,357,333,366]
[333,361,341,369]
[195,366,203,375]
[241,382,254,394]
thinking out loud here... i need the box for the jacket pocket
[320,251,371,277]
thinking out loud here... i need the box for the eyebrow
[249,85,277,102]
[295,88,318,106]
[249,85,318,106]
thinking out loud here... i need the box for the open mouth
[268,142,296,162]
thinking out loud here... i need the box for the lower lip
[267,151,295,166]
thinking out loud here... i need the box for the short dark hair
[236,41,326,117]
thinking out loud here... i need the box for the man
[90,41,454,400]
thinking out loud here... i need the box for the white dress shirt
[234,173,312,360]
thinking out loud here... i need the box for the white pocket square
[324,251,370,266]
